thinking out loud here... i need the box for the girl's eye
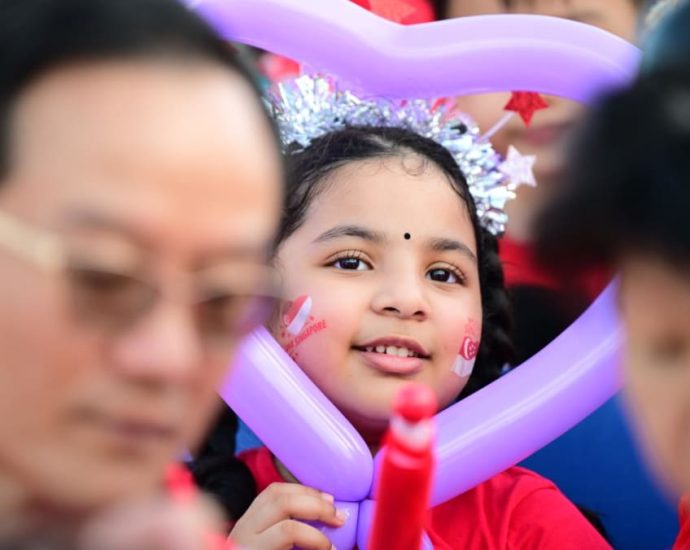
[332,257,370,271]
[427,267,464,285]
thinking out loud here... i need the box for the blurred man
[0,0,285,546]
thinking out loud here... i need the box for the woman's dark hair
[535,70,690,275]
[194,125,515,523]
[0,0,278,179]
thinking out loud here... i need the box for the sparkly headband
[268,74,535,235]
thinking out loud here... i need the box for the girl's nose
[371,270,429,321]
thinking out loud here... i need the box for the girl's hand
[229,482,346,550]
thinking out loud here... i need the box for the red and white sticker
[282,295,313,336]
[452,336,479,377]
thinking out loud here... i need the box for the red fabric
[350,0,434,24]
[499,237,610,300]
[238,447,611,549]
[499,237,560,291]
[674,497,690,549]
[165,463,235,550]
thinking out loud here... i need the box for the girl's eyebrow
[427,237,477,264]
[313,224,386,244]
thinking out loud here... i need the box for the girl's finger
[259,519,335,550]
[239,483,342,533]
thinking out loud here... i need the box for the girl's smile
[353,334,430,375]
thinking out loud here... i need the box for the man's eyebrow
[312,224,387,245]
[62,208,271,262]
[62,208,144,241]
[427,237,477,264]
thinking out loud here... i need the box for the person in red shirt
[197,119,610,548]
[238,443,607,548]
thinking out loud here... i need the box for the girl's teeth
[362,345,420,358]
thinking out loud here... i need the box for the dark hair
[0,0,277,179]
[535,70,690,275]
[194,126,514,522]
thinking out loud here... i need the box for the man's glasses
[0,209,279,354]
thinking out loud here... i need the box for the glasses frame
[0,208,281,341]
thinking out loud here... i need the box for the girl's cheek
[451,318,482,378]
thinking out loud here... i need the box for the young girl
[195,82,609,549]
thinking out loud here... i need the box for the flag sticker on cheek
[282,295,313,336]
[452,337,479,377]
[452,319,481,378]
[279,295,327,360]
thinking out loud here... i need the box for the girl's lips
[356,349,425,375]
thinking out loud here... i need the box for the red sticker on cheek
[460,336,479,361]
[282,295,313,336]
[452,319,481,377]
[284,318,328,357]
[279,295,327,358]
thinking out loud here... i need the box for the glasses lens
[66,265,156,328]
[196,291,277,344]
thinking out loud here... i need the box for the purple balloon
[199,2,641,548]
[220,327,372,501]
[356,500,375,550]
[305,501,359,550]
[188,0,639,101]
[431,286,621,505]
[370,284,623,504]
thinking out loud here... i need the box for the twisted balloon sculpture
[187,1,641,547]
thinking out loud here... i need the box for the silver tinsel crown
[268,74,519,235]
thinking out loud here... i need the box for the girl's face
[271,156,482,443]
[620,257,690,496]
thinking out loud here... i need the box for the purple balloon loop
[220,327,373,501]
[188,0,640,101]
[370,284,622,503]
[434,283,622,505]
